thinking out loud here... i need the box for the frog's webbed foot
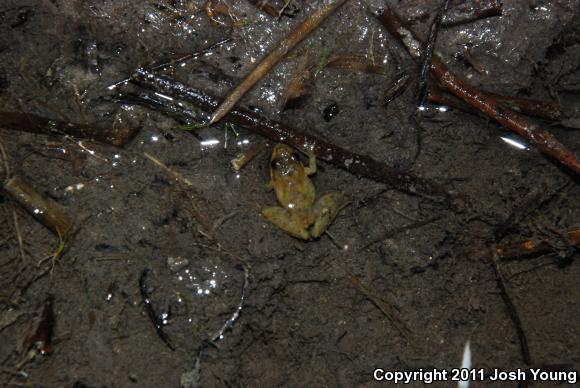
[311,192,349,239]
[262,206,310,240]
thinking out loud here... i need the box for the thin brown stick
[378,7,580,174]
[0,138,10,181]
[426,83,475,113]
[209,0,348,124]
[417,0,449,108]
[143,152,213,239]
[491,248,532,365]
[12,210,26,261]
[132,69,453,202]
[496,228,580,260]
[350,276,410,336]
[483,91,562,121]
[427,84,562,122]
[384,72,411,104]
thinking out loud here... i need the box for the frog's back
[272,170,315,210]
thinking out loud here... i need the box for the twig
[483,91,562,122]
[209,0,348,124]
[113,92,205,142]
[143,152,213,238]
[350,276,410,337]
[143,152,194,187]
[231,141,268,170]
[360,217,441,250]
[0,138,10,180]
[384,72,411,104]
[12,210,26,261]
[0,111,139,147]
[131,69,454,202]
[427,84,562,121]
[107,38,231,91]
[416,0,449,109]
[490,248,532,365]
[2,176,73,238]
[496,227,580,260]
[378,7,580,174]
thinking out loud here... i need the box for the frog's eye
[291,152,300,161]
[271,159,279,169]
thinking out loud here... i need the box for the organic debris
[208,0,348,125]
[0,111,139,147]
[230,141,268,171]
[490,250,532,365]
[416,0,449,109]
[139,269,176,351]
[132,69,453,202]
[3,176,73,242]
[326,53,385,74]
[17,295,55,366]
[350,276,409,337]
[378,7,580,174]
[407,0,503,27]
[496,228,580,260]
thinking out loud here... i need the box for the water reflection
[139,251,247,352]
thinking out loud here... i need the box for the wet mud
[0,1,579,387]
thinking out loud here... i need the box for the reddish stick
[496,228,580,260]
[378,7,580,174]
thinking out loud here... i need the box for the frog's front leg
[304,152,317,176]
[310,192,348,238]
[262,206,310,240]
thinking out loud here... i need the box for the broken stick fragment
[2,175,73,238]
[208,0,348,125]
[496,228,580,260]
[0,111,140,147]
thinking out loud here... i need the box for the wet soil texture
[0,1,579,387]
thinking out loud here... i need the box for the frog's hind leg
[262,206,310,240]
[311,192,348,239]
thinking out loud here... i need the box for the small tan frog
[262,143,347,240]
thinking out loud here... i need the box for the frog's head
[271,143,298,165]
[270,143,302,177]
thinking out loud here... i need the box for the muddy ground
[0,1,579,387]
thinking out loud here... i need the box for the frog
[261,143,347,240]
